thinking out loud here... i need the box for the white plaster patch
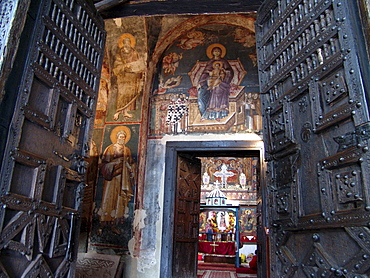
[128,238,135,257]
[137,249,157,273]
[113,18,122,27]
[133,209,147,230]
[128,240,157,273]
[128,209,158,273]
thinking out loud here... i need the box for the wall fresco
[150,20,261,136]
[200,157,258,205]
[94,18,146,127]
[90,124,140,253]
[239,207,257,239]
[88,14,261,255]
[89,17,146,254]
[198,207,257,240]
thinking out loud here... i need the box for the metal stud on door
[256,0,370,277]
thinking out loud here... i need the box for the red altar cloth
[198,241,236,255]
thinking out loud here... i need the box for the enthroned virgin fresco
[150,18,261,136]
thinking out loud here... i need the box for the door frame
[160,140,266,277]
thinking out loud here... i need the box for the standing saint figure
[197,43,234,121]
[99,126,135,232]
[113,33,144,120]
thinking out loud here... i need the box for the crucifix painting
[213,163,235,188]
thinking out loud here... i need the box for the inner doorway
[197,155,258,277]
[160,140,267,278]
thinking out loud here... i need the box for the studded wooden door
[256,0,370,277]
[0,0,105,277]
[172,154,201,278]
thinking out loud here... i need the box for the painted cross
[213,164,235,187]
[213,180,221,188]
[210,242,219,253]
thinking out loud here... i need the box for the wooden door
[256,0,370,277]
[172,154,201,278]
[0,0,105,277]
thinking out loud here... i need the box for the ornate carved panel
[263,98,297,154]
[0,0,105,277]
[257,0,370,276]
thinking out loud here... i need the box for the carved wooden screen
[172,155,201,278]
[256,0,370,277]
[0,0,105,277]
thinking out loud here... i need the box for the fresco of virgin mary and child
[197,43,234,121]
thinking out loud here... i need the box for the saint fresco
[90,124,139,253]
[239,207,257,238]
[89,16,146,253]
[113,33,145,120]
[99,126,136,224]
[197,44,234,121]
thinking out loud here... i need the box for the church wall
[198,156,258,241]
[0,1,369,277]
[86,13,264,277]
[87,17,148,255]
[199,156,258,205]
[113,4,370,277]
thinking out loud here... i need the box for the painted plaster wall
[86,13,264,277]
[149,15,260,136]
[128,15,262,274]
[88,16,148,255]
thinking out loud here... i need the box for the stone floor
[197,261,257,278]
[197,270,257,278]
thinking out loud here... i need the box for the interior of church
[196,156,258,277]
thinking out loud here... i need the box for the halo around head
[206,43,226,59]
[110,126,131,144]
[118,33,136,49]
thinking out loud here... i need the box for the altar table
[198,241,236,255]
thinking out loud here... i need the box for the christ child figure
[207,61,226,90]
